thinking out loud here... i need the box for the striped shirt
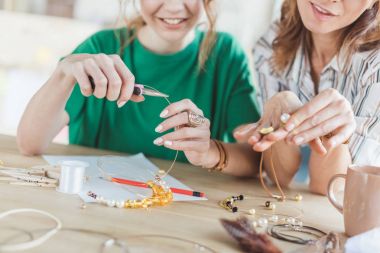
[253,23,380,166]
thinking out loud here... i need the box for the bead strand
[87,179,173,209]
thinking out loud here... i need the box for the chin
[302,20,340,35]
[157,30,192,43]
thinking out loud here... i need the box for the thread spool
[57,161,88,194]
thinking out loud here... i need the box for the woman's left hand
[153,99,215,167]
[234,91,304,151]
[284,88,356,151]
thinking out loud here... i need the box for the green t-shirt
[65,28,260,162]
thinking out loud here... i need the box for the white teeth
[162,18,183,25]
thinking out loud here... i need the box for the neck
[310,31,340,66]
[137,26,195,54]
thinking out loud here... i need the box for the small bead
[295,193,303,201]
[248,209,256,215]
[106,200,116,207]
[295,220,303,227]
[233,195,244,201]
[265,201,275,210]
[258,218,268,227]
[270,215,279,222]
[252,221,258,228]
[286,217,296,225]
[280,113,290,124]
[116,201,124,208]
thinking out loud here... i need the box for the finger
[253,139,276,152]
[248,121,268,146]
[84,59,107,99]
[154,128,209,146]
[233,123,259,143]
[72,62,92,97]
[162,140,210,152]
[160,99,203,118]
[309,138,327,155]
[131,96,145,103]
[284,88,339,132]
[290,114,351,145]
[262,128,289,142]
[155,112,190,133]
[325,124,355,150]
[95,54,122,101]
[288,100,346,136]
[110,55,137,107]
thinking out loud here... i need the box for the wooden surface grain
[0,134,344,252]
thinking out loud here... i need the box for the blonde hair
[272,0,380,73]
[116,0,217,71]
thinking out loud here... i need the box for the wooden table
[0,134,344,252]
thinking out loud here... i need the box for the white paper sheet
[44,153,207,202]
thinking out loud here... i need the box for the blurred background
[0,0,281,143]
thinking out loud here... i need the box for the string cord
[142,84,179,179]
[259,148,286,200]
[0,209,62,251]
[0,210,216,253]
[98,85,179,183]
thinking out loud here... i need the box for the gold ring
[187,111,206,128]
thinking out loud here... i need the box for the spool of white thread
[57,161,88,194]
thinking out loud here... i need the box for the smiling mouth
[311,2,338,16]
[159,18,187,25]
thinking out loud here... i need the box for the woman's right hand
[58,53,144,107]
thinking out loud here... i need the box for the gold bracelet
[208,140,228,172]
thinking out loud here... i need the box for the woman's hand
[234,91,303,151]
[284,88,356,151]
[59,53,144,107]
[153,99,218,167]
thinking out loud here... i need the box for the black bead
[265,201,271,207]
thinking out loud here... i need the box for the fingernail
[294,136,304,145]
[155,125,163,133]
[250,136,258,142]
[164,140,173,146]
[117,101,127,108]
[286,123,295,132]
[153,138,163,145]
[329,140,336,149]
[160,110,168,118]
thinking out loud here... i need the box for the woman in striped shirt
[235,0,380,194]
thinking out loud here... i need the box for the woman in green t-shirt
[17,0,261,175]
